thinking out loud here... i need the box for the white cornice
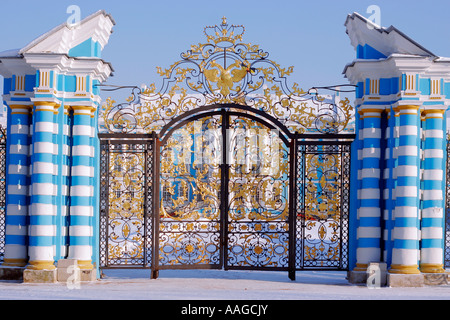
[345,12,435,58]
[0,57,36,77]
[22,53,113,81]
[343,54,450,83]
[19,10,114,55]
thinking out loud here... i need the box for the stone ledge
[23,269,57,284]
[347,270,367,284]
[387,273,424,288]
[56,259,97,283]
[423,273,448,286]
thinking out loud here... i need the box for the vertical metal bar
[288,134,297,280]
[144,135,153,268]
[143,141,148,268]
[151,136,161,279]
[221,109,229,270]
[300,144,306,269]
[339,144,345,270]
[99,140,111,268]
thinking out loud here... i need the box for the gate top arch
[100,17,355,135]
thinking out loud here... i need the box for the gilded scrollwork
[227,116,290,268]
[99,18,353,273]
[101,18,354,135]
[107,144,148,265]
[159,116,222,266]
[296,144,350,269]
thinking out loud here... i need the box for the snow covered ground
[0,269,449,301]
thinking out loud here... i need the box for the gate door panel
[226,116,290,270]
[158,116,223,268]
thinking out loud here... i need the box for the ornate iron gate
[98,18,355,279]
[99,109,353,279]
[155,111,292,275]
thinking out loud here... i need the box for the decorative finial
[204,18,245,46]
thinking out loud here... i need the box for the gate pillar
[0,11,114,282]
[345,12,450,286]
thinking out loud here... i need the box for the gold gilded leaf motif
[101,19,353,135]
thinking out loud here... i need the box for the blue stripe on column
[420,110,445,270]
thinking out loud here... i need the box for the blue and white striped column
[27,101,59,270]
[354,108,383,271]
[390,105,421,274]
[67,105,95,270]
[3,103,32,267]
[420,108,446,273]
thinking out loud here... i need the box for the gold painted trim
[394,105,420,111]
[421,109,445,119]
[33,101,60,107]
[2,258,28,267]
[77,260,94,270]
[34,101,61,115]
[420,263,445,274]
[353,263,368,272]
[27,260,56,271]
[389,264,421,274]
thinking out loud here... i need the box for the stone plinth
[387,273,424,288]
[23,269,57,284]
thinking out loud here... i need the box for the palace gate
[98,18,355,280]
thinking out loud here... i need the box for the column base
[26,261,56,271]
[77,260,94,270]
[2,259,28,268]
[389,264,421,274]
[352,263,368,272]
[420,264,446,274]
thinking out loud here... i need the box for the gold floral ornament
[101,18,354,134]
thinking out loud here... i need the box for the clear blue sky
[1,0,450,102]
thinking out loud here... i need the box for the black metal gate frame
[99,104,355,280]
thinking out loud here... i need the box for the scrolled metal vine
[100,18,355,135]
